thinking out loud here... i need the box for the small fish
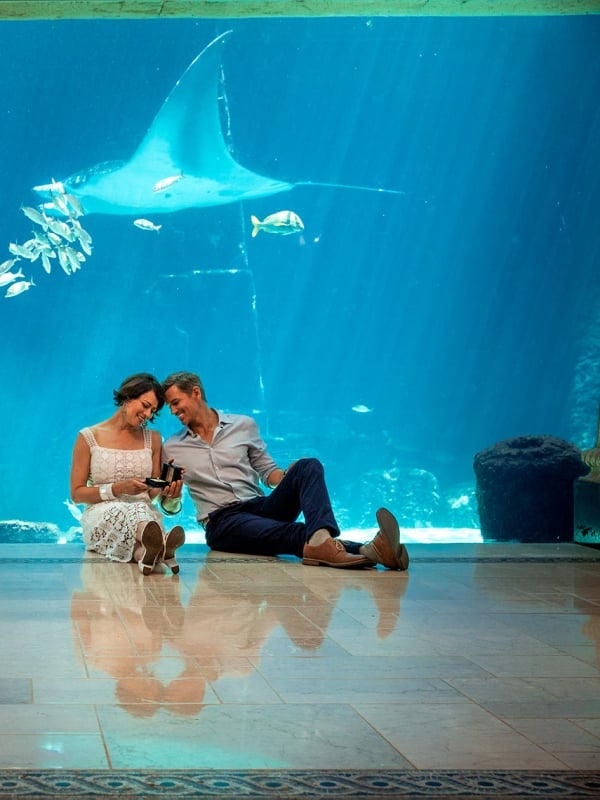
[45,218,74,241]
[352,404,373,414]
[63,498,82,522]
[21,239,42,262]
[69,220,93,254]
[40,201,61,216]
[152,174,183,193]
[0,258,18,275]
[65,246,82,273]
[49,191,70,217]
[48,178,65,194]
[8,242,36,260]
[21,206,48,227]
[46,231,63,247]
[0,268,25,288]
[450,495,470,510]
[33,229,50,245]
[5,278,34,298]
[41,251,52,274]
[32,232,55,255]
[251,210,304,238]
[133,218,162,232]
[64,193,85,218]
[70,218,92,243]
[56,247,72,275]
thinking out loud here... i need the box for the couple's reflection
[72,563,204,716]
[71,558,408,717]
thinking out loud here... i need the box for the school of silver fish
[3,169,304,300]
[3,180,93,299]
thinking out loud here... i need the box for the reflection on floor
[0,542,599,798]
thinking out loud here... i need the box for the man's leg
[206,504,307,557]
[206,459,370,567]
[257,458,340,538]
[253,458,370,568]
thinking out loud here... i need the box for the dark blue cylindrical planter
[473,435,588,543]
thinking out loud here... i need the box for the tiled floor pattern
[0,542,599,798]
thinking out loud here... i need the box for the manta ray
[33,31,401,216]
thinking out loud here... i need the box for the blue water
[0,15,598,541]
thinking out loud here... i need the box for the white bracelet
[98,484,115,502]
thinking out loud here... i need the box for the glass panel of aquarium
[0,14,598,545]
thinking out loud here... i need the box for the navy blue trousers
[204,457,342,558]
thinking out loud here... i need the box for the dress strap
[143,427,153,449]
[80,427,97,449]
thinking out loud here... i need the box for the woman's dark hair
[113,373,165,416]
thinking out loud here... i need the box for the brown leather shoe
[361,508,409,570]
[302,537,372,568]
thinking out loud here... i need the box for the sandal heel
[164,526,185,574]
[138,522,164,576]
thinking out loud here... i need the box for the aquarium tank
[0,13,598,546]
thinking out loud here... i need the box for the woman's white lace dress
[80,427,164,562]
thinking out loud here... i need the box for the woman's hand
[113,479,149,496]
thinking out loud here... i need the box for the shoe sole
[375,508,409,570]
[164,525,185,559]
[139,521,164,576]
[164,525,185,574]
[302,555,372,568]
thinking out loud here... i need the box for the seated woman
[70,372,185,575]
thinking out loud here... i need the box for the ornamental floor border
[0,769,600,799]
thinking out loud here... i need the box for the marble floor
[0,540,599,797]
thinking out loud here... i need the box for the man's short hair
[162,371,206,402]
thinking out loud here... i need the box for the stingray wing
[131,31,237,178]
[35,32,293,215]
[125,31,294,208]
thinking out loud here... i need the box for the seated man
[161,371,408,571]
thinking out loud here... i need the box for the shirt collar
[182,409,233,438]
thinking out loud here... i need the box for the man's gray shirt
[162,411,277,521]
